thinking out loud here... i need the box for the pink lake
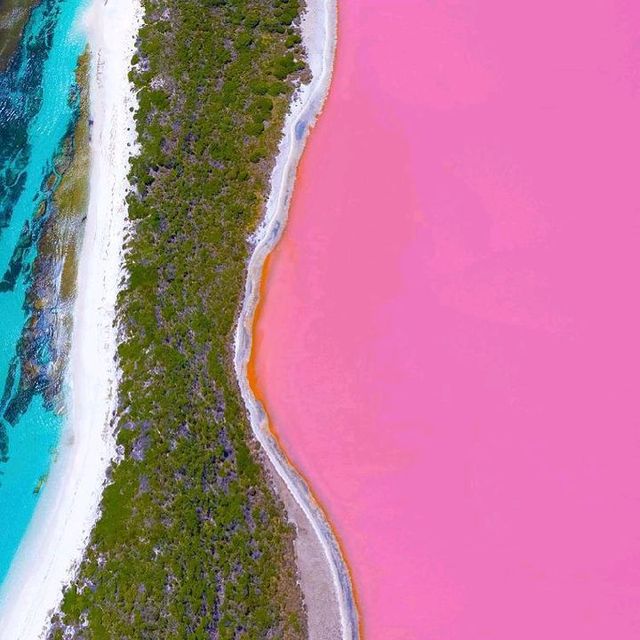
[251,1,640,637]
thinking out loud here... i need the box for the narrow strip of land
[48,1,325,638]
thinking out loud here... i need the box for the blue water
[0,0,87,584]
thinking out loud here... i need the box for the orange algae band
[248,252,365,638]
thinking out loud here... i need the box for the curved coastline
[0,1,142,637]
[233,1,358,638]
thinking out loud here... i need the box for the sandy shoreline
[233,1,359,638]
[0,1,141,637]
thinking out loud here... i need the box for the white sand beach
[233,1,359,638]
[0,0,141,637]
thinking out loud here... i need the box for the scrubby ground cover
[49,1,308,638]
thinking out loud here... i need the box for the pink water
[251,1,640,637]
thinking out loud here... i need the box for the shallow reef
[0,49,88,450]
[0,0,42,71]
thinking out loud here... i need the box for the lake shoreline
[233,1,359,638]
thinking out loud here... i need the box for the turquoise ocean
[0,0,87,585]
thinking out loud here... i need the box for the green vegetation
[48,1,307,638]
[15,48,90,420]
